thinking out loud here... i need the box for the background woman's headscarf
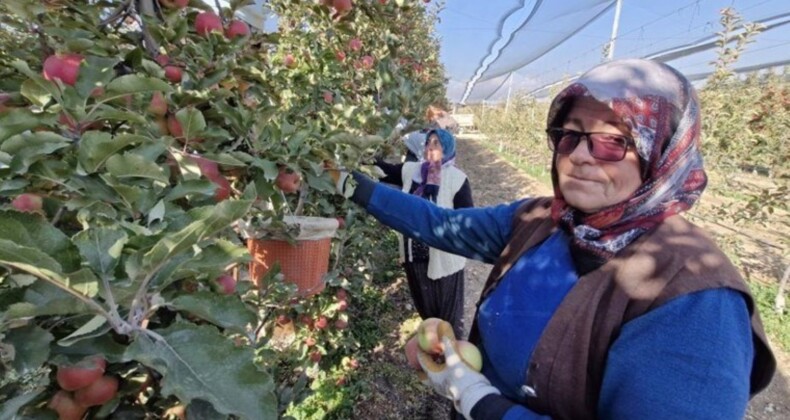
[546,58,707,273]
[413,128,457,201]
[404,130,427,161]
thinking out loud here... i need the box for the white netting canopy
[440,0,790,104]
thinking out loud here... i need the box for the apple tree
[0,0,445,417]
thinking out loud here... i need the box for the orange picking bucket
[243,216,339,297]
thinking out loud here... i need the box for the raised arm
[351,172,522,263]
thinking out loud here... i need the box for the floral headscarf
[413,128,457,201]
[546,58,707,273]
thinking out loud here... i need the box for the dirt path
[353,135,788,419]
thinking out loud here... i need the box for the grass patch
[476,140,552,186]
[749,280,790,352]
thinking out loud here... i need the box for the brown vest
[469,198,776,419]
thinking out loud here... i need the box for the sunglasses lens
[589,134,628,161]
[555,132,580,154]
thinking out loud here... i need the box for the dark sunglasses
[546,128,635,162]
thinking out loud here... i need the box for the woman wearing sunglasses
[333,58,775,419]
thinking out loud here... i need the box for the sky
[435,0,790,104]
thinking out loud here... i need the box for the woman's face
[556,97,642,213]
[424,135,444,163]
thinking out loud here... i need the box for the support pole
[606,0,623,60]
[505,73,514,114]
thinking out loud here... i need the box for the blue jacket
[354,175,754,419]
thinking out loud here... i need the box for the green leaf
[106,74,172,95]
[4,324,53,374]
[105,153,168,183]
[0,211,81,272]
[20,79,53,107]
[0,108,52,142]
[78,131,147,173]
[72,226,128,276]
[91,106,147,124]
[75,56,120,98]
[170,292,256,333]
[1,131,71,173]
[126,323,276,419]
[57,315,111,347]
[165,179,217,201]
[142,199,253,270]
[175,107,206,141]
[65,268,101,297]
[6,281,91,318]
[0,388,46,420]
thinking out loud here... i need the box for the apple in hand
[404,335,422,371]
[456,340,483,371]
[416,317,454,355]
[275,167,301,193]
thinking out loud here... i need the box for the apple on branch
[42,54,83,86]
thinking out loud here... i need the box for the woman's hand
[417,337,500,419]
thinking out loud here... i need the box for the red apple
[344,357,359,369]
[334,319,348,330]
[275,167,301,193]
[322,91,334,104]
[195,12,222,36]
[42,54,83,86]
[335,376,347,386]
[74,375,118,407]
[337,300,348,312]
[300,315,315,330]
[314,316,328,330]
[167,115,183,138]
[56,355,107,391]
[305,337,316,347]
[335,289,347,301]
[148,92,168,116]
[283,54,296,68]
[310,351,322,363]
[335,50,346,62]
[333,0,352,14]
[191,155,231,201]
[348,38,362,52]
[335,216,345,229]
[155,54,170,66]
[361,55,374,70]
[215,274,236,294]
[164,66,182,83]
[48,391,88,420]
[11,194,43,213]
[226,20,250,38]
[276,314,291,326]
[160,0,189,9]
